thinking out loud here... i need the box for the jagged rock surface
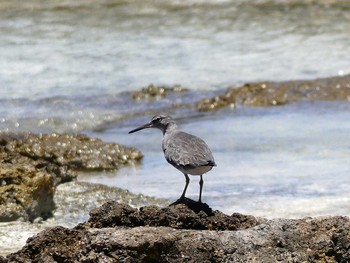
[132,84,188,100]
[0,132,142,171]
[0,133,142,222]
[6,202,350,262]
[197,74,350,111]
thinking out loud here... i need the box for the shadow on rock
[6,202,350,262]
[169,197,213,215]
[86,201,260,231]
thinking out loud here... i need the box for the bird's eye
[153,117,161,122]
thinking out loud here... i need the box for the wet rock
[132,84,188,100]
[7,202,350,262]
[0,182,168,256]
[0,151,57,222]
[0,133,143,222]
[197,74,350,111]
[0,132,142,171]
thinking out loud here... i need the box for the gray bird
[129,114,216,203]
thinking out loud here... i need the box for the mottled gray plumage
[129,114,216,203]
[163,131,215,171]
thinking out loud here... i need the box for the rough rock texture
[0,133,142,171]
[6,201,350,262]
[53,181,169,226]
[0,133,142,222]
[0,154,56,222]
[197,74,350,111]
[0,182,168,257]
[86,200,260,231]
[132,84,188,100]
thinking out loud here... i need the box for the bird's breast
[179,164,213,175]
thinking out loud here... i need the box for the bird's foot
[169,197,188,206]
[169,197,213,215]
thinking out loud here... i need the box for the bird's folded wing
[163,131,215,168]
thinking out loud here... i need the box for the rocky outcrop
[86,199,260,231]
[197,74,350,111]
[6,201,350,262]
[132,84,188,100]
[0,133,142,172]
[0,182,168,256]
[0,133,142,222]
[0,153,56,222]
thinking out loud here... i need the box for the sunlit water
[1,0,350,255]
[1,1,350,100]
[1,0,350,221]
[81,102,350,218]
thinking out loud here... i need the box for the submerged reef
[197,74,350,111]
[0,132,142,222]
[4,201,350,262]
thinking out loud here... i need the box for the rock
[7,202,350,262]
[0,132,142,171]
[197,74,350,111]
[0,151,58,222]
[132,84,188,100]
[87,200,261,231]
[0,133,143,222]
[0,182,168,256]
[53,181,168,226]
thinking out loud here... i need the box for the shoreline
[1,74,350,134]
[1,74,350,259]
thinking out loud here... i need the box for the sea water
[1,0,350,219]
[81,102,350,218]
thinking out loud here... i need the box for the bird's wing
[163,131,215,168]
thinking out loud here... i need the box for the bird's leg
[199,174,204,203]
[180,173,190,200]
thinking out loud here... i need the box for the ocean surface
[1,0,350,221]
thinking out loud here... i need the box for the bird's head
[129,114,177,134]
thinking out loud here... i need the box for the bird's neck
[163,122,178,135]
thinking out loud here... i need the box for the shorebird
[129,114,216,203]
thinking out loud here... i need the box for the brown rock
[0,152,57,221]
[0,132,142,171]
[0,133,143,222]
[132,84,188,100]
[197,74,350,111]
[86,200,261,231]
[6,202,350,262]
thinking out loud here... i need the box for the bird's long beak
[128,122,153,134]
